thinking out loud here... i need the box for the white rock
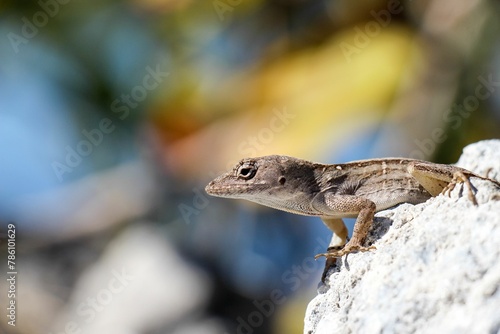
[304,140,500,334]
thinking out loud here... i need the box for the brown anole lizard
[205,155,500,280]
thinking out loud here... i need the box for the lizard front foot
[314,244,376,259]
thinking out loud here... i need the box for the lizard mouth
[205,182,265,198]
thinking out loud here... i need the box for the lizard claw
[314,244,376,259]
[314,252,330,260]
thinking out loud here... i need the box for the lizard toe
[314,244,376,259]
[357,245,377,252]
[314,251,344,259]
[314,252,331,259]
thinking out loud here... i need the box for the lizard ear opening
[237,163,257,180]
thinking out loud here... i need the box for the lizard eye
[237,164,257,180]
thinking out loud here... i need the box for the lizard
[205,155,500,280]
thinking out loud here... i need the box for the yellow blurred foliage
[168,25,421,178]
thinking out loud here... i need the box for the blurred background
[1,0,500,333]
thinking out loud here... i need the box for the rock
[304,140,500,334]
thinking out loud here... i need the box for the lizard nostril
[278,176,286,185]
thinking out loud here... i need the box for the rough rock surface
[304,140,500,334]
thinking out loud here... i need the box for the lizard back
[319,158,433,211]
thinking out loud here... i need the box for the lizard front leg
[313,194,377,259]
[319,218,348,280]
[321,217,348,249]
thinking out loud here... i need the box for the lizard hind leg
[408,161,478,205]
[407,161,453,196]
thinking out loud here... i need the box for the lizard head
[205,155,320,214]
